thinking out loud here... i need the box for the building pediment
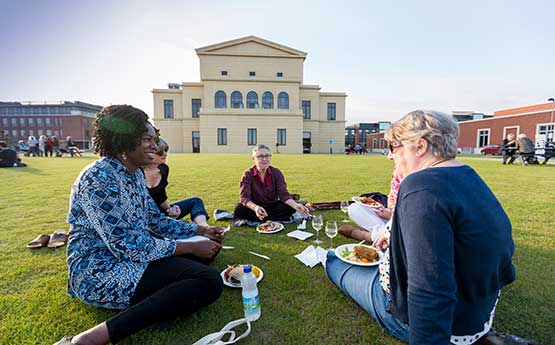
[195,36,307,59]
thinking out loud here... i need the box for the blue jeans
[171,197,209,222]
[326,251,409,343]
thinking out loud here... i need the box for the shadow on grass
[11,166,48,175]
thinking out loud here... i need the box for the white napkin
[294,245,328,268]
[176,235,210,243]
[286,230,313,241]
[297,219,307,230]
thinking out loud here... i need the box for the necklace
[429,158,451,168]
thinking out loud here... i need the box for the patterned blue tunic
[67,157,198,309]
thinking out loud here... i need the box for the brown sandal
[26,234,50,249]
[475,329,537,345]
[47,230,68,248]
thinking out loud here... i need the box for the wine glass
[312,214,323,245]
[340,200,350,223]
[325,221,338,250]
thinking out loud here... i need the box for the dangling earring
[122,152,128,160]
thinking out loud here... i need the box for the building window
[217,128,227,145]
[12,129,17,137]
[302,100,311,119]
[46,129,52,136]
[20,129,26,137]
[231,91,243,108]
[2,118,7,127]
[278,92,289,109]
[248,128,257,145]
[19,118,25,126]
[246,91,258,109]
[164,100,174,119]
[38,129,43,136]
[327,103,336,120]
[192,99,201,118]
[215,91,227,108]
[277,72,283,77]
[477,129,490,147]
[45,117,51,126]
[249,71,256,76]
[262,92,274,109]
[277,128,286,146]
[11,118,16,126]
[28,117,35,126]
[221,71,228,76]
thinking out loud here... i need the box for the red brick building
[0,101,102,149]
[458,102,555,153]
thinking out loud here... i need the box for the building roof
[493,102,553,117]
[195,35,307,59]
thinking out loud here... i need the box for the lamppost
[548,98,555,143]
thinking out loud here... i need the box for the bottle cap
[243,265,252,273]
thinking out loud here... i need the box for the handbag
[192,318,251,345]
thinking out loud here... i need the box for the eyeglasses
[388,142,403,152]
[255,154,272,160]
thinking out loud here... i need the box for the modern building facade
[152,36,347,154]
[451,111,492,122]
[0,101,102,149]
[458,102,555,152]
[345,122,390,147]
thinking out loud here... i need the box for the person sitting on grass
[143,137,209,226]
[56,105,225,345]
[338,164,403,242]
[233,143,310,225]
[0,141,26,167]
[326,110,535,345]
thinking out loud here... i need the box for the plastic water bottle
[241,265,261,321]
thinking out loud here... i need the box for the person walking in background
[27,136,38,157]
[52,136,60,157]
[38,135,46,157]
[45,136,54,157]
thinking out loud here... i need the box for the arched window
[278,92,289,109]
[231,91,243,108]
[215,91,226,108]
[246,91,258,109]
[262,92,273,109]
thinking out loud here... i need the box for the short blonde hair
[385,110,459,159]
[156,137,169,155]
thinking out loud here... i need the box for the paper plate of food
[352,196,382,208]
[221,264,264,288]
[335,243,381,266]
[256,221,284,234]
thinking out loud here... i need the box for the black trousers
[502,149,516,164]
[105,256,223,343]
[234,201,295,222]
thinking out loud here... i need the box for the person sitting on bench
[516,133,538,165]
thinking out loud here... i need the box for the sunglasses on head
[388,141,403,152]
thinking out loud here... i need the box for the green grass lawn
[0,154,553,345]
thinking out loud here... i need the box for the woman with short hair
[143,137,210,225]
[56,105,225,345]
[326,110,531,344]
[233,144,310,223]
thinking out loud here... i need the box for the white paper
[176,235,210,243]
[297,219,307,230]
[287,230,314,241]
[315,246,328,267]
[294,245,320,268]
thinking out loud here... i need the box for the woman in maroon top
[234,144,310,222]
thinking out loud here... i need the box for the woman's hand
[174,240,221,259]
[373,231,390,251]
[293,202,311,216]
[254,205,268,220]
[373,205,392,220]
[165,204,181,219]
[196,225,225,243]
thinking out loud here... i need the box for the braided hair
[92,105,150,157]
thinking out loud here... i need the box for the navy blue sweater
[389,165,515,345]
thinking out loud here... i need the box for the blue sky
[1,0,553,123]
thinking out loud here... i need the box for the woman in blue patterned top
[56,105,225,345]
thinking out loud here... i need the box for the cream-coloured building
[152,36,347,154]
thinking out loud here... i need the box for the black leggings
[105,256,223,343]
[234,201,295,222]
